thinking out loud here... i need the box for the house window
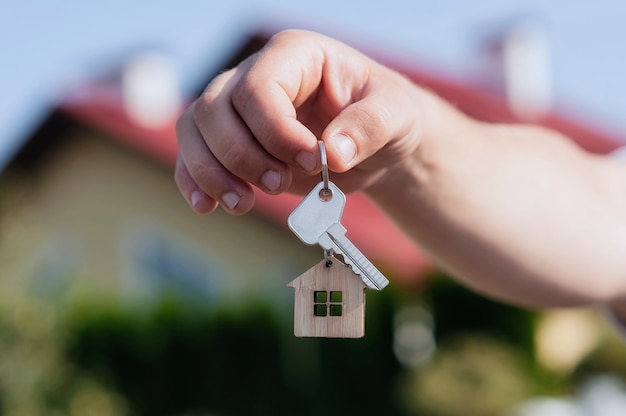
[313,291,342,317]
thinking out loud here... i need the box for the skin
[175,29,626,313]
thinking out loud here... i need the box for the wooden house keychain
[287,141,389,338]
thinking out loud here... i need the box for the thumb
[322,94,403,172]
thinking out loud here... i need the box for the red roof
[58,41,626,285]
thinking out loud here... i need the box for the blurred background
[2,1,626,415]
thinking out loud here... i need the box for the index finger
[230,31,330,172]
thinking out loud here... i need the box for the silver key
[318,223,389,290]
[288,181,389,290]
[288,181,345,245]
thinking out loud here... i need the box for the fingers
[236,30,422,177]
[174,154,218,214]
[193,68,296,195]
[323,95,394,171]
[229,33,322,171]
[175,29,429,214]
[179,33,329,209]
[231,76,320,172]
[322,69,424,174]
[176,105,255,215]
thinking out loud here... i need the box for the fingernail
[330,134,356,165]
[296,151,317,172]
[262,170,281,191]
[221,192,241,210]
[191,191,204,208]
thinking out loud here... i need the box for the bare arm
[367,118,626,309]
[175,29,626,311]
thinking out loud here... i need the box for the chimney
[479,19,553,120]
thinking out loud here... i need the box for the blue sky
[2,0,626,168]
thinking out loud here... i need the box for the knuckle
[355,104,391,143]
[230,75,254,114]
[220,141,250,176]
[268,29,311,46]
[361,105,389,130]
[260,128,284,155]
[193,71,234,123]
[192,95,215,126]
[187,161,218,188]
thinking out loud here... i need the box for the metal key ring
[319,140,330,197]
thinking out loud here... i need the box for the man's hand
[174,29,439,215]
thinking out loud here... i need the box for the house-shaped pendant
[287,256,367,338]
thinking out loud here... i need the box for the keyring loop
[319,140,330,196]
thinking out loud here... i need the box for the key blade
[325,223,389,290]
[288,182,345,245]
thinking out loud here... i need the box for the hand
[175,29,626,311]
[175,29,436,215]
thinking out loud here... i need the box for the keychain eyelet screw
[324,249,334,267]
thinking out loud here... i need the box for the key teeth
[363,274,389,290]
[342,257,389,290]
[324,226,389,291]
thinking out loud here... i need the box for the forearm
[176,28,626,310]
[367,105,626,309]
